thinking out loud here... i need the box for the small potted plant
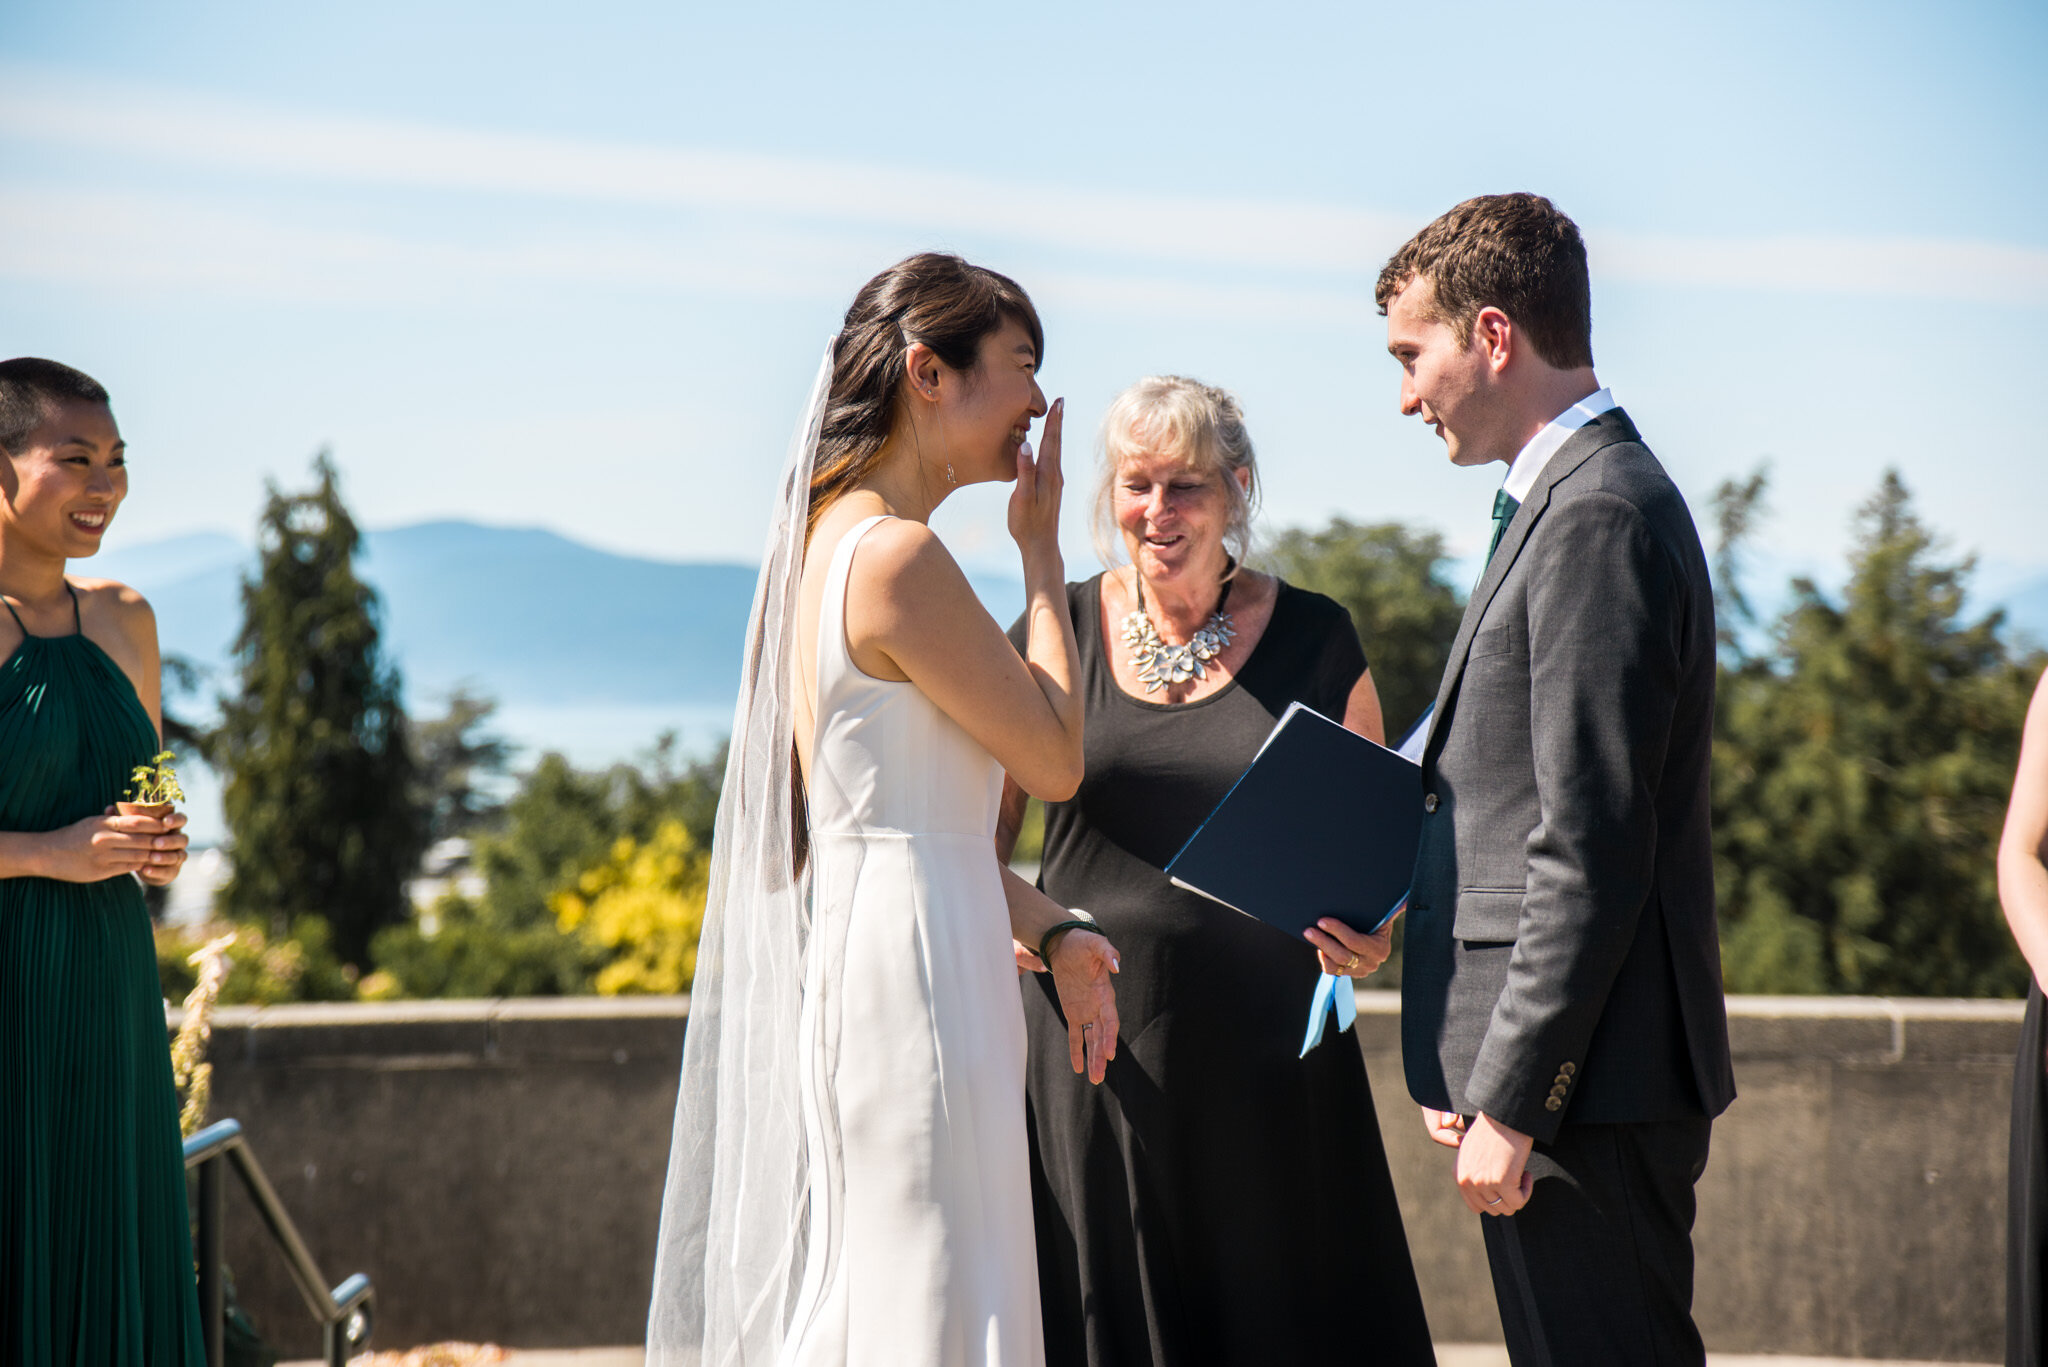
[118,750,186,821]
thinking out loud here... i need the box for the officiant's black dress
[1012,575,1436,1367]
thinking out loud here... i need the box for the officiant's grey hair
[1093,375,1260,570]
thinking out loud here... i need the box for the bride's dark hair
[808,252,1044,541]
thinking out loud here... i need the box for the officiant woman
[998,375,1435,1366]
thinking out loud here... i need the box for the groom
[1381,194,1735,1364]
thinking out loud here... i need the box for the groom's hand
[1456,1112,1535,1216]
[1421,1107,1467,1149]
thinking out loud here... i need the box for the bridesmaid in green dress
[0,358,203,1365]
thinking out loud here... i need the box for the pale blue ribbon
[1299,970,1358,1056]
[1299,890,1410,1056]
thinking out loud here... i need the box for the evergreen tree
[213,454,427,971]
[1261,518,1465,740]
[1708,467,1770,661]
[1713,469,2039,996]
[413,688,513,844]
[158,654,211,758]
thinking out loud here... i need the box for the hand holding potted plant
[118,750,186,822]
[116,751,190,890]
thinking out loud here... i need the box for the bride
[647,253,1122,1367]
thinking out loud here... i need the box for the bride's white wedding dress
[644,352,1042,1367]
[779,514,1044,1367]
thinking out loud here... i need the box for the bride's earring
[930,394,955,484]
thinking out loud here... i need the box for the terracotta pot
[116,801,177,822]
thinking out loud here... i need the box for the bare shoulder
[850,516,952,576]
[69,576,155,620]
[846,518,971,605]
[69,577,159,650]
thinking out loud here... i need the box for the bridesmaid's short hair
[1092,376,1260,570]
[810,253,1043,542]
[0,358,110,455]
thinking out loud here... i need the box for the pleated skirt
[1,873,205,1366]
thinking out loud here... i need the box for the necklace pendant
[1124,605,1236,695]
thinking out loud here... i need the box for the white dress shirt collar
[1500,388,1617,503]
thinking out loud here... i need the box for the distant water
[491,699,738,768]
[103,521,1024,853]
[177,700,736,847]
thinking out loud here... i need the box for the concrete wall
[1362,994,2019,1363]
[186,994,2020,1362]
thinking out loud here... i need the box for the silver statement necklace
[1121,563,1236,693]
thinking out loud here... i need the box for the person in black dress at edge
[996,375,1437,1367]
[2001,666,2048,1366]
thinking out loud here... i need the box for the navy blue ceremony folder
[1165,702,1424,938]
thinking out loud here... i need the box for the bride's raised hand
[1045,924,1120,1085]
[1007,397,1064,558]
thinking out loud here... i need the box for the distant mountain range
[93,522,1028,712]
[84,520,2048,850]
[91,521,2048,719]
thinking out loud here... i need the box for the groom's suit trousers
[1482,1117,1711,1367]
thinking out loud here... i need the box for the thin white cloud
[2,63,2042,306]
[0,185,874,304]
[0,65,1410,277]
[1595,231,2048,304]
[0,183,1370,326]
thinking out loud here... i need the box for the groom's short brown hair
[1375,193,1594,370]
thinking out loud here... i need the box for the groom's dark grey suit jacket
[1401,407,1736,1144]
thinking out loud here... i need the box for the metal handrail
[184,1119,375,1367]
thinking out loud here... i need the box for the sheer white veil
[646,346,834,1367]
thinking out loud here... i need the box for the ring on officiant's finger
[1343,954,1361,971]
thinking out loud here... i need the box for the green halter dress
[0,586,205,1366]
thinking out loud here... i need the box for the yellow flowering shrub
[550,819,708,994]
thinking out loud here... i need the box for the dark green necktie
[1486,488,1521,565]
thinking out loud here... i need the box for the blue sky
[3,0,2044,586]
